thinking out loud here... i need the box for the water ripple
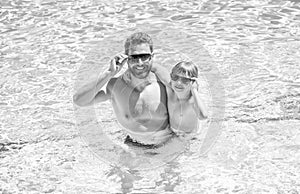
[1,0,300,192]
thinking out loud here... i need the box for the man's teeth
[136,66,145,70]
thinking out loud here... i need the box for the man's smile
[133,65,149,74]
[135,66,146,70]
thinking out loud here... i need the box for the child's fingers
[192,79,199,91]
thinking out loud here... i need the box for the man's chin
[131,71,150,79]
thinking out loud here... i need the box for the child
[152,61,208,139]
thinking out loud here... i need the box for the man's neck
[131,76,150,88]
[123,71,155,91]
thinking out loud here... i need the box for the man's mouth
[134,66,146,71]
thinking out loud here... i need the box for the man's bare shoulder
[106,76,124,92]
[141,77,168,101]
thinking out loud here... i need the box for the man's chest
[111,82,166,116]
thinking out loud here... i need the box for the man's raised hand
[108,54,128,76]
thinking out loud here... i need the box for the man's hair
[171,61,198,78]
[124,32,153,55]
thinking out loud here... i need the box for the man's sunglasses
[128,54,152,64]
[170,74,194,84]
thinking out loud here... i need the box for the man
[73,32,173,146]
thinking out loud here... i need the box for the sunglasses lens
[182,77,192,84]
[140,54,151,61]
[128,54,151,63]
[171,74,192,84]
[171,74,179,81]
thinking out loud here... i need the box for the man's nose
[137,58,143,64]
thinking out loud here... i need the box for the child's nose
[176,78,183,84]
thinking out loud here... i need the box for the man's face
[127,43,153,79]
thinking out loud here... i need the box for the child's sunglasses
[170,74,194,84]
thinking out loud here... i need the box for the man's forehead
[128,43,151,55]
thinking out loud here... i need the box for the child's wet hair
[171,61,198,78]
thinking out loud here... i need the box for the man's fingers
[119,55,128,64]
[111,54,128,72]
[116,54,128,61]
[110,57,116,68]
[121,57,128,66]
[115,54,128,64]
[119,53,128,59]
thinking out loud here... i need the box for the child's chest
[167,94,198,131]
[168,100,195,118]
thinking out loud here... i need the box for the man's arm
[73,72,114,106]
[73,54,127,106]
[151,64,171,88]
[191,81,208,120]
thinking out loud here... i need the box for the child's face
[170,73,194,94]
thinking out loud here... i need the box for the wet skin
[106,43,171,143]
[167,73,199,133]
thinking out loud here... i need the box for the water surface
[0,0,299,193]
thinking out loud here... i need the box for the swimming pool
[0,0,299,193]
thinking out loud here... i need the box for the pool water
[0,0,299,193]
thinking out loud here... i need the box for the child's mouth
[175,85,184,90]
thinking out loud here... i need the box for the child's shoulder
[188,95,195,104]
[166,84,175,97]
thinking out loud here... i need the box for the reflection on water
[1,0,300,193]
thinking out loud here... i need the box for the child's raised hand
[151,63,158,73]
[192,78,200,91]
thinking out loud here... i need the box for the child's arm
[191,79,208,120]
[151,64,171,88]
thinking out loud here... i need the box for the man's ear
[149,54,154,62]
